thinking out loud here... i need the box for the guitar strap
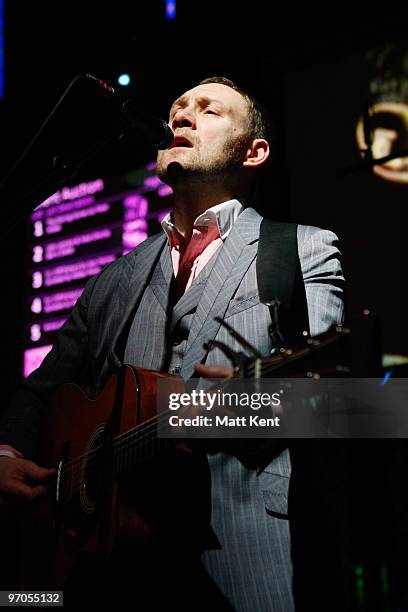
[256,219,310,347]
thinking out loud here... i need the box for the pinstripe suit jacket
[1,207,344,611]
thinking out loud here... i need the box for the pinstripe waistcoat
[119,206,344,611]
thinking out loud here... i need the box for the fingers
[3,480,48,501]
[194,363,234,378]
[0,457,56,503]
[24,460,56,483]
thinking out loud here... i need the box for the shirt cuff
[0,445,23,459]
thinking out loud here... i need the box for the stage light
[0,0,4,97]
[166,0,176,20]
[118,73,131,87]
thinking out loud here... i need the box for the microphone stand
[0,124,125,237]
[338,100,408,176]
[338,148,408,176]
[0,75,124,237]
[0,74,171,237]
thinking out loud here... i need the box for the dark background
[1,4,408,610]
[2,3,408,395]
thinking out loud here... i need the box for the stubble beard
[156,135,250,188]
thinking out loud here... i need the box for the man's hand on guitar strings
[0,457,56,505]
[193,362,234,379]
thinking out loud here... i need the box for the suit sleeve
[297,226,345,335]
[0,274,99,460]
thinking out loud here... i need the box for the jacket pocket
[259,471,290,519]
[224,293,259,319]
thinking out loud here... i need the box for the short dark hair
[367,41,408,104]
[197,76,289,221]
[198,76,273,143]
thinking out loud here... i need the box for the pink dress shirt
[161,199,244,295]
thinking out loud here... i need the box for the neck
[171,181,242,241]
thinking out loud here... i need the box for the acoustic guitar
[20,322,363,590]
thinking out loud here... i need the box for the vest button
[172,337,182,346]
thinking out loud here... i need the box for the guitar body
[20,366,184,590]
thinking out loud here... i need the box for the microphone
[83,73,116,97]
[119,99,174,150]
[84,74,174,150]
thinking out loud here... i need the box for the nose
[171,108,196,130]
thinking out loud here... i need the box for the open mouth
[170,137,193,148]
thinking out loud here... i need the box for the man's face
[157,83,252,185]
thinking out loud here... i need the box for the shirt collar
[161,198,245,243]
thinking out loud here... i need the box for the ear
[243,138,270,169]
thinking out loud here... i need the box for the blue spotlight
[118,73,131,87]
[166,0,176,20]
[0,0,4,97]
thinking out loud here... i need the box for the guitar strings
[63,336,338,495]
[62,369,238,477]
[65,332,337,475]
[63,409,169,473]
[63,359,301,494]
[64,350,296,493]
[65,406,182,494]
[62,409,167,469]
[65,347,294,476]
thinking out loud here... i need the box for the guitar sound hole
[79,424,106,514]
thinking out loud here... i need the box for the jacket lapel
[180,207,262,380]
[149,240,175,312]
[108,233,167,368]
